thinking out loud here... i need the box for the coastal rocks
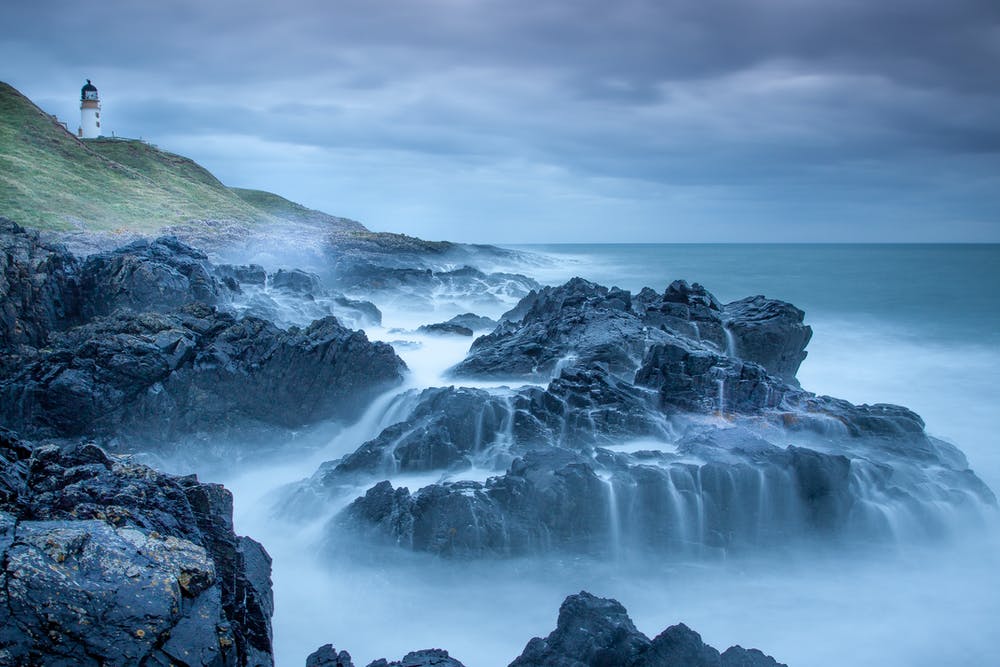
[0,303,406,442]
[723,296,812,384]
[0,432,273,666]
[509,591,786,667]
[451,278,653,380]
[335,415,995,558]
[0,218,80,349]
[304,646,466,667]
[367,649,467,667]
[456,278,811,384]
[303,593,781,667]
[418,322,474,336]
[80,236,231,318]
[442,312,498,331]
[304,367,664,488]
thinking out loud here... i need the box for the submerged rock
[0,430,273,666]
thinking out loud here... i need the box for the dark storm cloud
[3,0,999,240]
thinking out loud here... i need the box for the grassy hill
[0,81,364,235]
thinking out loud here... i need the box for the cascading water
[202,244,999,667]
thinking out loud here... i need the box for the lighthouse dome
[81,80,98,100]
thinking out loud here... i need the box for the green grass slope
[0,81,370,237]
[0,81,273,232]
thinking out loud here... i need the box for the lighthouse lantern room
[78,79,101,138]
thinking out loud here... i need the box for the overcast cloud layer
[5,0,1000,242]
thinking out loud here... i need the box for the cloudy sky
[4,0,999,242]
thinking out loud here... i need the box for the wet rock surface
[509,591,786,667]
[0,219,81,350]
[453,278,812,383]
[0,304,405,443]
[0,429,273,666]
[303,592,783,667]
[299,278,994,559]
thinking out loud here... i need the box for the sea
[214,243,1000,667]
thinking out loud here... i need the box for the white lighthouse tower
[78,80,101,139]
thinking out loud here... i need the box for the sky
[4,0,1000,243]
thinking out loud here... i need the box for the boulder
[80,236,230,317]
[723,296,812,384]
[0,431,273,666]
[271,268,322,294]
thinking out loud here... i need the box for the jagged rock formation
[303,592,782,667]
[289,278,994,559]
[0,224,407,445]
[0,429,273,666]
[0,304,405,442]
[80,236,232,318]
[0,218,80,350]
[451,278,810,383]
[510,591,785,667]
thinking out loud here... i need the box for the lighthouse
[78,80,101,138]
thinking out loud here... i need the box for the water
[213,243,999,667]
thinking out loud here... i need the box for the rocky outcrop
[455,278,811,384]
[303,593,781,667]
[451,278,651,380]
[442,312,498,331]
[0,429,273,666]
[80,236,232,318]
[302,367,664,489]
[723,296,812,384]
[510,591,785,667]
[0,304,406,442]
[417,322,474,336]
[0,218,80,350]
[304,646,466,667]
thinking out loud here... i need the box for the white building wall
[80,105,100,138]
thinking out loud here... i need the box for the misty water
[204,244,998,666]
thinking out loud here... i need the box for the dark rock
[418,322,474,337]
[508,591,786,667]
[720,646,787,667]
[723,296,812,384]
[80,236,230,317]
[509,591,650,667]
[0,218,81,349]
[636,623,721,667]
[308,367,664,487]
[444,313,498,331]
[271,268,322,294]
[0,304,406,442]
[366,648,466,667]
[307,644,355,667]
[451,278,654,380]
[634,280,727,351]
[216,263,268,286]
[333,295,382,326]
[0,432,273,666]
